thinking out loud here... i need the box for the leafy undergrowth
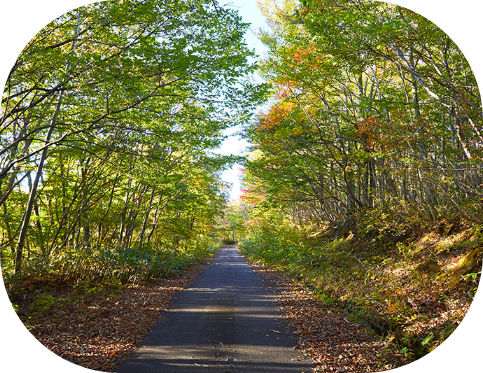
[240,220,482,366]
[5,254,217,371]
[3,235,220,285]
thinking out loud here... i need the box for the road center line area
[118,246,312,373]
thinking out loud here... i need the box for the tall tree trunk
[0,127,32,208]
[84,220,91,249]
[2,203,15,255]
[138,187,156,249]
[147,193,166,243]
[27,172,45,255]
[97,172,121,248]
[15,122,58,274]
[118,177,134,245]
[14,15,80,274]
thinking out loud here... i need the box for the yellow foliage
[257,102,297,132]
[257,0,297,28]
[448,247,482,273]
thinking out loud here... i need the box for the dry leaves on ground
[16,257,214,372]
[17,254,412,373]
[250,264,410,372]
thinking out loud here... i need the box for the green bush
[29,294,57,314]
[4,234,221,286]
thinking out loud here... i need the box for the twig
[142,294,151,306]
[351,253,368,270]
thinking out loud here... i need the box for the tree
[242,0,482,234]
[0,0,265,276]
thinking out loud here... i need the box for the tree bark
[138,187,156,249]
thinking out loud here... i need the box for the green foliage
[235,197,480,362]
[29,294,58,314]
[11,235,221,285]
[421,332,434,346]
[239,209,310,270]
[316,290,336,305]
[0,0,262,279]
[231,0,482,366]
[244,0,483,236]
[399,347,410,358]
[11,303,19,312]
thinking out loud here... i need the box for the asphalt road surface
[118,246,312,373]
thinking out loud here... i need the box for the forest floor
[249,261,410,372]
[10,246,409,373]
[8,256,216,372]
[241,219,482,371]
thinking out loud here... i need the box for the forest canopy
[233,0,482,363]
[242,0,482,230]
[0,0,267,279]
[1,1,482,370]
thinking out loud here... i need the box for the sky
[214,0,270,202]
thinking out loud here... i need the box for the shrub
[3,234,222,286]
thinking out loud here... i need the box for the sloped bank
[239,221,482,365]
[246,259,409,372]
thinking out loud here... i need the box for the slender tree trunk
[14,15,80,274]
[2,203,15,255]
[27,172,45,255]
[84,220,91,249]
[97,173,120,248]
[118,177,133,244]
[0,133,32,208]
[138,187,156,249]
[147,193,165,243]
[15,123,57,274]
[106,227,118,251]
[401,167,409,202]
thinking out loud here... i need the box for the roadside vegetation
[238,209,482,362]
[1,0,482,371]
[0,1,262,364]
[1,1,264,284]
[8,253,219,371]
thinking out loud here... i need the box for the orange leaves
[243,217,262,227]
[292,45,316,63]
[257,100,313,136]
[276,81,297,98]
[355,116,382,147]
[356,116,381,133]
[257,101,297,132]
[288,45,327,70]
[355,116,408,151]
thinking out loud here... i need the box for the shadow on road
[118,246,311,373]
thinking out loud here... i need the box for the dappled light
[1,0,482,372]
[118,247,311,372]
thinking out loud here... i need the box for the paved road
[118,246,312,373]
